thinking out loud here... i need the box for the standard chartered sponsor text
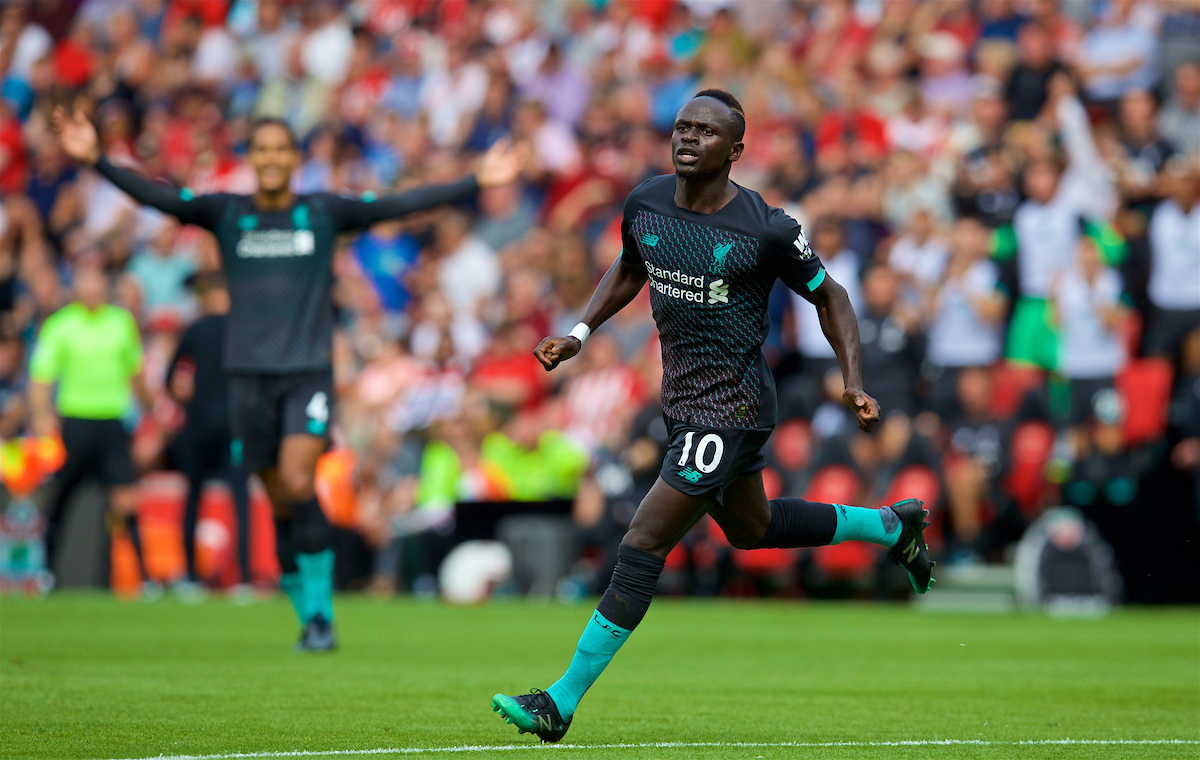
[236,230,316,258]
[646,264,708,303]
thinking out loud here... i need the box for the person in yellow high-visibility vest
[28,265,151,589]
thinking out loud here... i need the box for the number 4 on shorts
[306,392,329,435]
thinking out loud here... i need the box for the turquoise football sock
[546,610,632,720]
[295,549,335,623]
[831,505,901,548]
[279,571,305,625]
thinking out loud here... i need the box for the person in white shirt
[191,20,240,86]
[1145,157,1200,359]
[0,6,51,83]
[242,0,299,85]
[1077,0,1159,106]
[793,217,863,366]
[889,206,949,303]
[1008,76,1116,371]
[299,0,354,86]
[1053,237,1129,429]
[923,216,1008,410]
[421,44,489,149]
[1159,62,1200,157]
[511,99,583,178]
[431,208,500,321]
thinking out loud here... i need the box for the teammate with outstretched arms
[493,90,934,741]
[54,108,523,650]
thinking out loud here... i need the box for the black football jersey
[619,175,826,429]
[97,158,476,374]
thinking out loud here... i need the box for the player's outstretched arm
[806,275,881,432]
[333,141,526,232]
[534,256,647,372]
[52,108,218,228]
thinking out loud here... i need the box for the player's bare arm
[54,106,224,228]
[804,274,881,432]
[534,256,647,372]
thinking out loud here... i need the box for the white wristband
[569,322,591,344]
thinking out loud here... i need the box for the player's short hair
[693,88,745,141]
[249,117,299,150]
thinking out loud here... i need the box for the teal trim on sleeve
[179,188,195,201]
[292,204,310,230]
[806,268,826,292]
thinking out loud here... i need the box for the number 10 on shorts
[678,431,725,482]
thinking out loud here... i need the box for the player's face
[248,124,299,193]
[73,267,108,310]
[671,99,743,178]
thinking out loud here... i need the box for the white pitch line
[102,738,1200,760]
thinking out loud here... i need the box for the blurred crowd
[1,0,1198,595]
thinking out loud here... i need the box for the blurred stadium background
[1,0,1199,611]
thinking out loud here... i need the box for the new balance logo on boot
[885,499,936,594]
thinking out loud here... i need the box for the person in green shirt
[28,265,150,586]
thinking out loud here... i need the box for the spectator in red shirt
[816,73,889,172]
[0,99,27,194]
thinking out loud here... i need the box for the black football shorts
[659,415,773,505]
[227,369,333,472]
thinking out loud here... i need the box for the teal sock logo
[592,613,627,639]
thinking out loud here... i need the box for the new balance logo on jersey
[708,279,729,304]
[710,242,732,275]
[678,466,703,483]
[641,233,659,247]
[902,539,919,563]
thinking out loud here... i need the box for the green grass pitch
[1,594,1196,760]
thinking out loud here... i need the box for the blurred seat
[761,466,783,501]
[770,419,812,473]
[1003,420,1056,519]
[990,362,1045,420]
[877,464,943,551]
[805,464,860,505]
[804,465,878,579]
[1117,358,1173,446]
[664,543,688,571]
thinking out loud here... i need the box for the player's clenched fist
[842,387,881,432]
[534,336,581,371]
